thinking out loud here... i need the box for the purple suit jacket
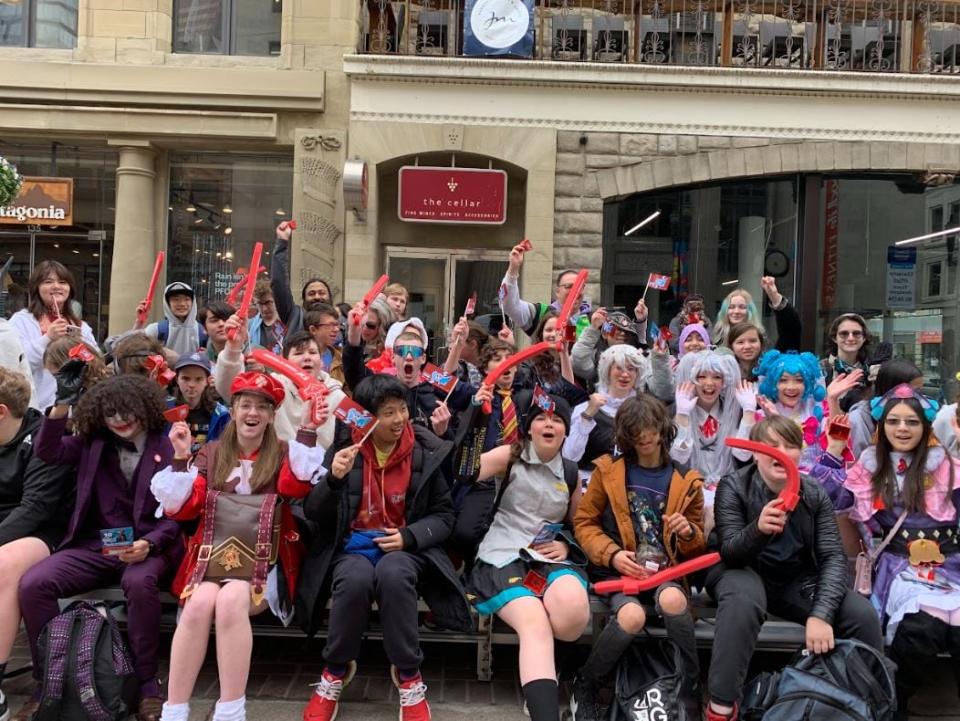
[35,416,182,553]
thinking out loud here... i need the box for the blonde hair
[0,367,31,418]
[712,289,761,346]
[384,283,410,302]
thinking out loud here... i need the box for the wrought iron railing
[357,0,960,73]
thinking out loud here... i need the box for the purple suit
[19,416,184,695]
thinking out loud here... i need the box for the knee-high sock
[522,679,559,721]
[664,611,701,694]
[580,617,635,681]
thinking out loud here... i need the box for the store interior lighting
[222,204,233,214]
[275,207,286,216]
[896,226,960,246]
[624,210,661,236]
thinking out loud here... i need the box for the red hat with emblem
[230,371,285,407]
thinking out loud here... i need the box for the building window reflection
[0,0,78,48]
[173,0,282,56]
[167,152,292,309]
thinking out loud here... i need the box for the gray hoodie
[144,282,201,359]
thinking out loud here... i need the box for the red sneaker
[705,702,738,721]
[390,667,431,721]
[303,663,357,721]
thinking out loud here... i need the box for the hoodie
[144,282,202,358]
[0,408,73,547]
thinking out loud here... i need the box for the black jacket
[0,408,73,547]
[712,464,848,624]
[270,236,305,336]
[295,423,473,635]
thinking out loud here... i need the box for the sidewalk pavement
[4,631,958,719]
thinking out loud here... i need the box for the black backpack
[610,637,688,721]
[34,601,139,721]
[745,639,896,721]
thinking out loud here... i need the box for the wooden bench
[60,587,807,682]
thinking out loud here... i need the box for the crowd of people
[0,228,957,721]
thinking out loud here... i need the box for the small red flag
[464,293,477,317]
[647,273,671,291]
[421,363,457,394]
[163,404,189,423]
[334,396,376,430]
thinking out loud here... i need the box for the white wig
[597,344,651,394]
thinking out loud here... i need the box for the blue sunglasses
[394,344,425,359]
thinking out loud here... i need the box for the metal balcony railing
[358,0,960,73]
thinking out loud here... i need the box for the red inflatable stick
[227,242,262,341]
[555,269,588,346]
[248,348,329,425]
[725,437,801,511]
[137,252,166,325]
[225,265,267,308]
[479,341,554,414]
[353,274,390,326]
[592,552,722,596]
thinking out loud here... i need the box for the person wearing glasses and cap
[571,309,645,392]
[342,311,452,438]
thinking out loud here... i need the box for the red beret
[230,371,285,407]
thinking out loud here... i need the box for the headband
[869,383,939,422]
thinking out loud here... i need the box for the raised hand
[757,395,779,417]
[675,381,698,416]
[760,276,782,305]
[168,421,193,459]
[735,380,758,413]
[590,307,608,330]
[331,445,360,480]
[508,243,526,275]
[634,298,649,323]
[430,401,452,436]
[54,358,87,407]
[276,222,293,242]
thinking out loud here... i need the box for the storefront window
[0,0,78,48]
[173,0,281,56]
[813,175,960,400]
[167,152,293,310]
[0,141,115,341]
[604,178,799,348]
[607,173,960,401]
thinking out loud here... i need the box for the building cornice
[0,59,324,113]
[343,55,960,143]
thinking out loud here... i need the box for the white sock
[212,695,246,721]
[159,701,190,721]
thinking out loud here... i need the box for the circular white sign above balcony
[469,0,531,49]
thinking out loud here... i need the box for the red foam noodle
[725,437,801,511]
[353,274,389,326]
[592,552,722,596]
[137,252,166,325]
[227,242,263,341]
[479,340,554,414]
[554,269,588,350]
[249,348,330,425]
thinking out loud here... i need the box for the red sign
[821,180,839,310]
[918,331,942,343]
[398,167,507,225]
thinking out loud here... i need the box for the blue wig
[756,350,826,405]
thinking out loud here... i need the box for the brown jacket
[328,346,346,388]
[574,453,706,571]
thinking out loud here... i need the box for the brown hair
[615,395,675,466]
[466,321,489,351]
[749,415,804,449]
[111,333,166,376]
[725,321,767,350]
[43,337,110,392]
[72,374,167,441]
[253,280,274,304]
[0,367,31,418]
[27,260,81,325]
[873,397,942,513]
[826,313,872,363]
[211,396,284,493]
[479,338,516,371]
[395,331,424,346]
[304,304,339,328]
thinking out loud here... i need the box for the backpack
[157,318,208,348]
[610,637,688,721]
[34,601,139,721]
[750,639,896,721]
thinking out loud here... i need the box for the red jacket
[168,452,312,603]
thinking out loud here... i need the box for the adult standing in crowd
[820,313,875,411]
[9,260,97,410]
[247,280,285,355]
[271,222,334,336]
[712,277,801,351]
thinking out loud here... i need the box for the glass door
[385,251,449,357]
[451,255,509,334]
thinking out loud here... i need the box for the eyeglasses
[883,417,922,428]
[558,282,575,290]
[837,330,864,339]
[394,345,425,359]
[364,321,379,331]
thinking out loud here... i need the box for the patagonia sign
[0,177,73,226]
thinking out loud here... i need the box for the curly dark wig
[73,374,168,440]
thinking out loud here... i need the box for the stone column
[108,141,158,335]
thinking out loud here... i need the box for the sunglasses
[837,330,864,339]
[394,345,425,359]
[364,321,379,330]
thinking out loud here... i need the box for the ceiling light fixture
[222,204,233,214]
[186,202,196,213]
[721,279,739,286]
[624,210,661,237]
[275,207,286,216]
[224,226,233,235]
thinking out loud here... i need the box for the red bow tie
[897,457,908,474]
[701,416,719,439]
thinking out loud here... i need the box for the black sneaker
[0,688,8,721]
[569,674,603,721]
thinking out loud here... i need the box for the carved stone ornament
[300,135,343,152]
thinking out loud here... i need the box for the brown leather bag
[181,491,281,605]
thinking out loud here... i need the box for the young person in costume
[572,394,707,721]
[702,416,883,721]
[151,371,327,721]
[298,374,471,721]
[17,374,184,721]
[831,385,960,719]
[468,389,590,721]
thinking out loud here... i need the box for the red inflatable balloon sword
[592,552,721,596]
[724,437,802,511]
[227,242,263,341]
[353,274,389,326]
[248,348,329,426]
